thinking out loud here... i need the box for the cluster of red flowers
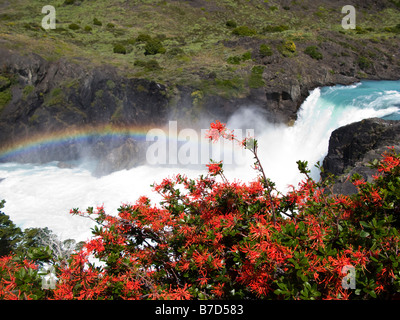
[206,161,223,176]
[0,256,39,300]
[1,122,400,300]
[205,120,236,143]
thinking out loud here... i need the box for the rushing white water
[0,80,399,242]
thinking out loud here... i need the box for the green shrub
[262,25,289,33]
[358,56,372,70]
[167,47,185,57]
[232,26,257,37]
[106,23,115,29]
[44,87,64,107]
[384,24,400,34]
[136,33,152,42]
[113,44,127,54]
[304,46,323,60]
[22,85,34,99]
[0,76,11,91]
[259,44,273,57]
[0,89,12,109]
[241,51,252,61]
[68,23,80,31]
[278,40,297,57]
[355,26,368,34]
[389,0,400,7]
[64,0,75,5]
[144,59,161,71]
[214,76,245,98]
[227,55,242,65]
[154,34,167,41]
[226,20,237,28]
[134,59,161,71]
[93,18,102,26]
[248,66,265,88]
[84,25,92,32]
[134,60,147,67]
[144,39,166,55]
[227,51,252,65]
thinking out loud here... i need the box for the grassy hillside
[1,0,400,98]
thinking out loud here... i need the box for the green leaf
[369,290,377,298]
[360,230,370,238]
[359,221,369,228]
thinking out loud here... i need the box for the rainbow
[0,123,213,162]
[0,124,158,161]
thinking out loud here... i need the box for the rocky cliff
[322,118,400,194]
[0,48,169,173]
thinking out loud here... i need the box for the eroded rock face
[92,138,147,177]
[322,118,400,194]
[0,48,170,173]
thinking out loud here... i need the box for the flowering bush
[0,255,44,300]
[1,121,400,300]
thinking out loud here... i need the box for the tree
[0,200,22,257]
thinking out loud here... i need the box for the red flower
[210,120,226,133]
[206,161,223,176]
[205,120,226,142]
[211,283,225,297]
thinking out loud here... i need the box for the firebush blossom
[206,161,223,176]
[1,126,400,300]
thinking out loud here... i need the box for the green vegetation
[22,85,34,99]
[43,87,64,107]
[134,59,161,71]
[0,199,80,261]
[113,43,127,54]
[304,46,323,60]
[232,25,257,37]
[262,24,289,33]
[0,75,11,90]
[248,65,265,88]
[93,18,102,26]
[227,51,252,65]
[225,20,237,28]
[259,44,273,57]
[227,55,241,65]
[68,23,80,31]
[358,56,373,70]
[144,38,166,55]
[278,40,297,57]
[0,89,12,111]
[136,33,152,43]
[0,0,400,99]
[384,23,400,33]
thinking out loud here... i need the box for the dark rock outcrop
[92,138,148,177]
[322,118,400,194]
[0,48,170,171]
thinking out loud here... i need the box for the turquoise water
[320,80,400,120]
